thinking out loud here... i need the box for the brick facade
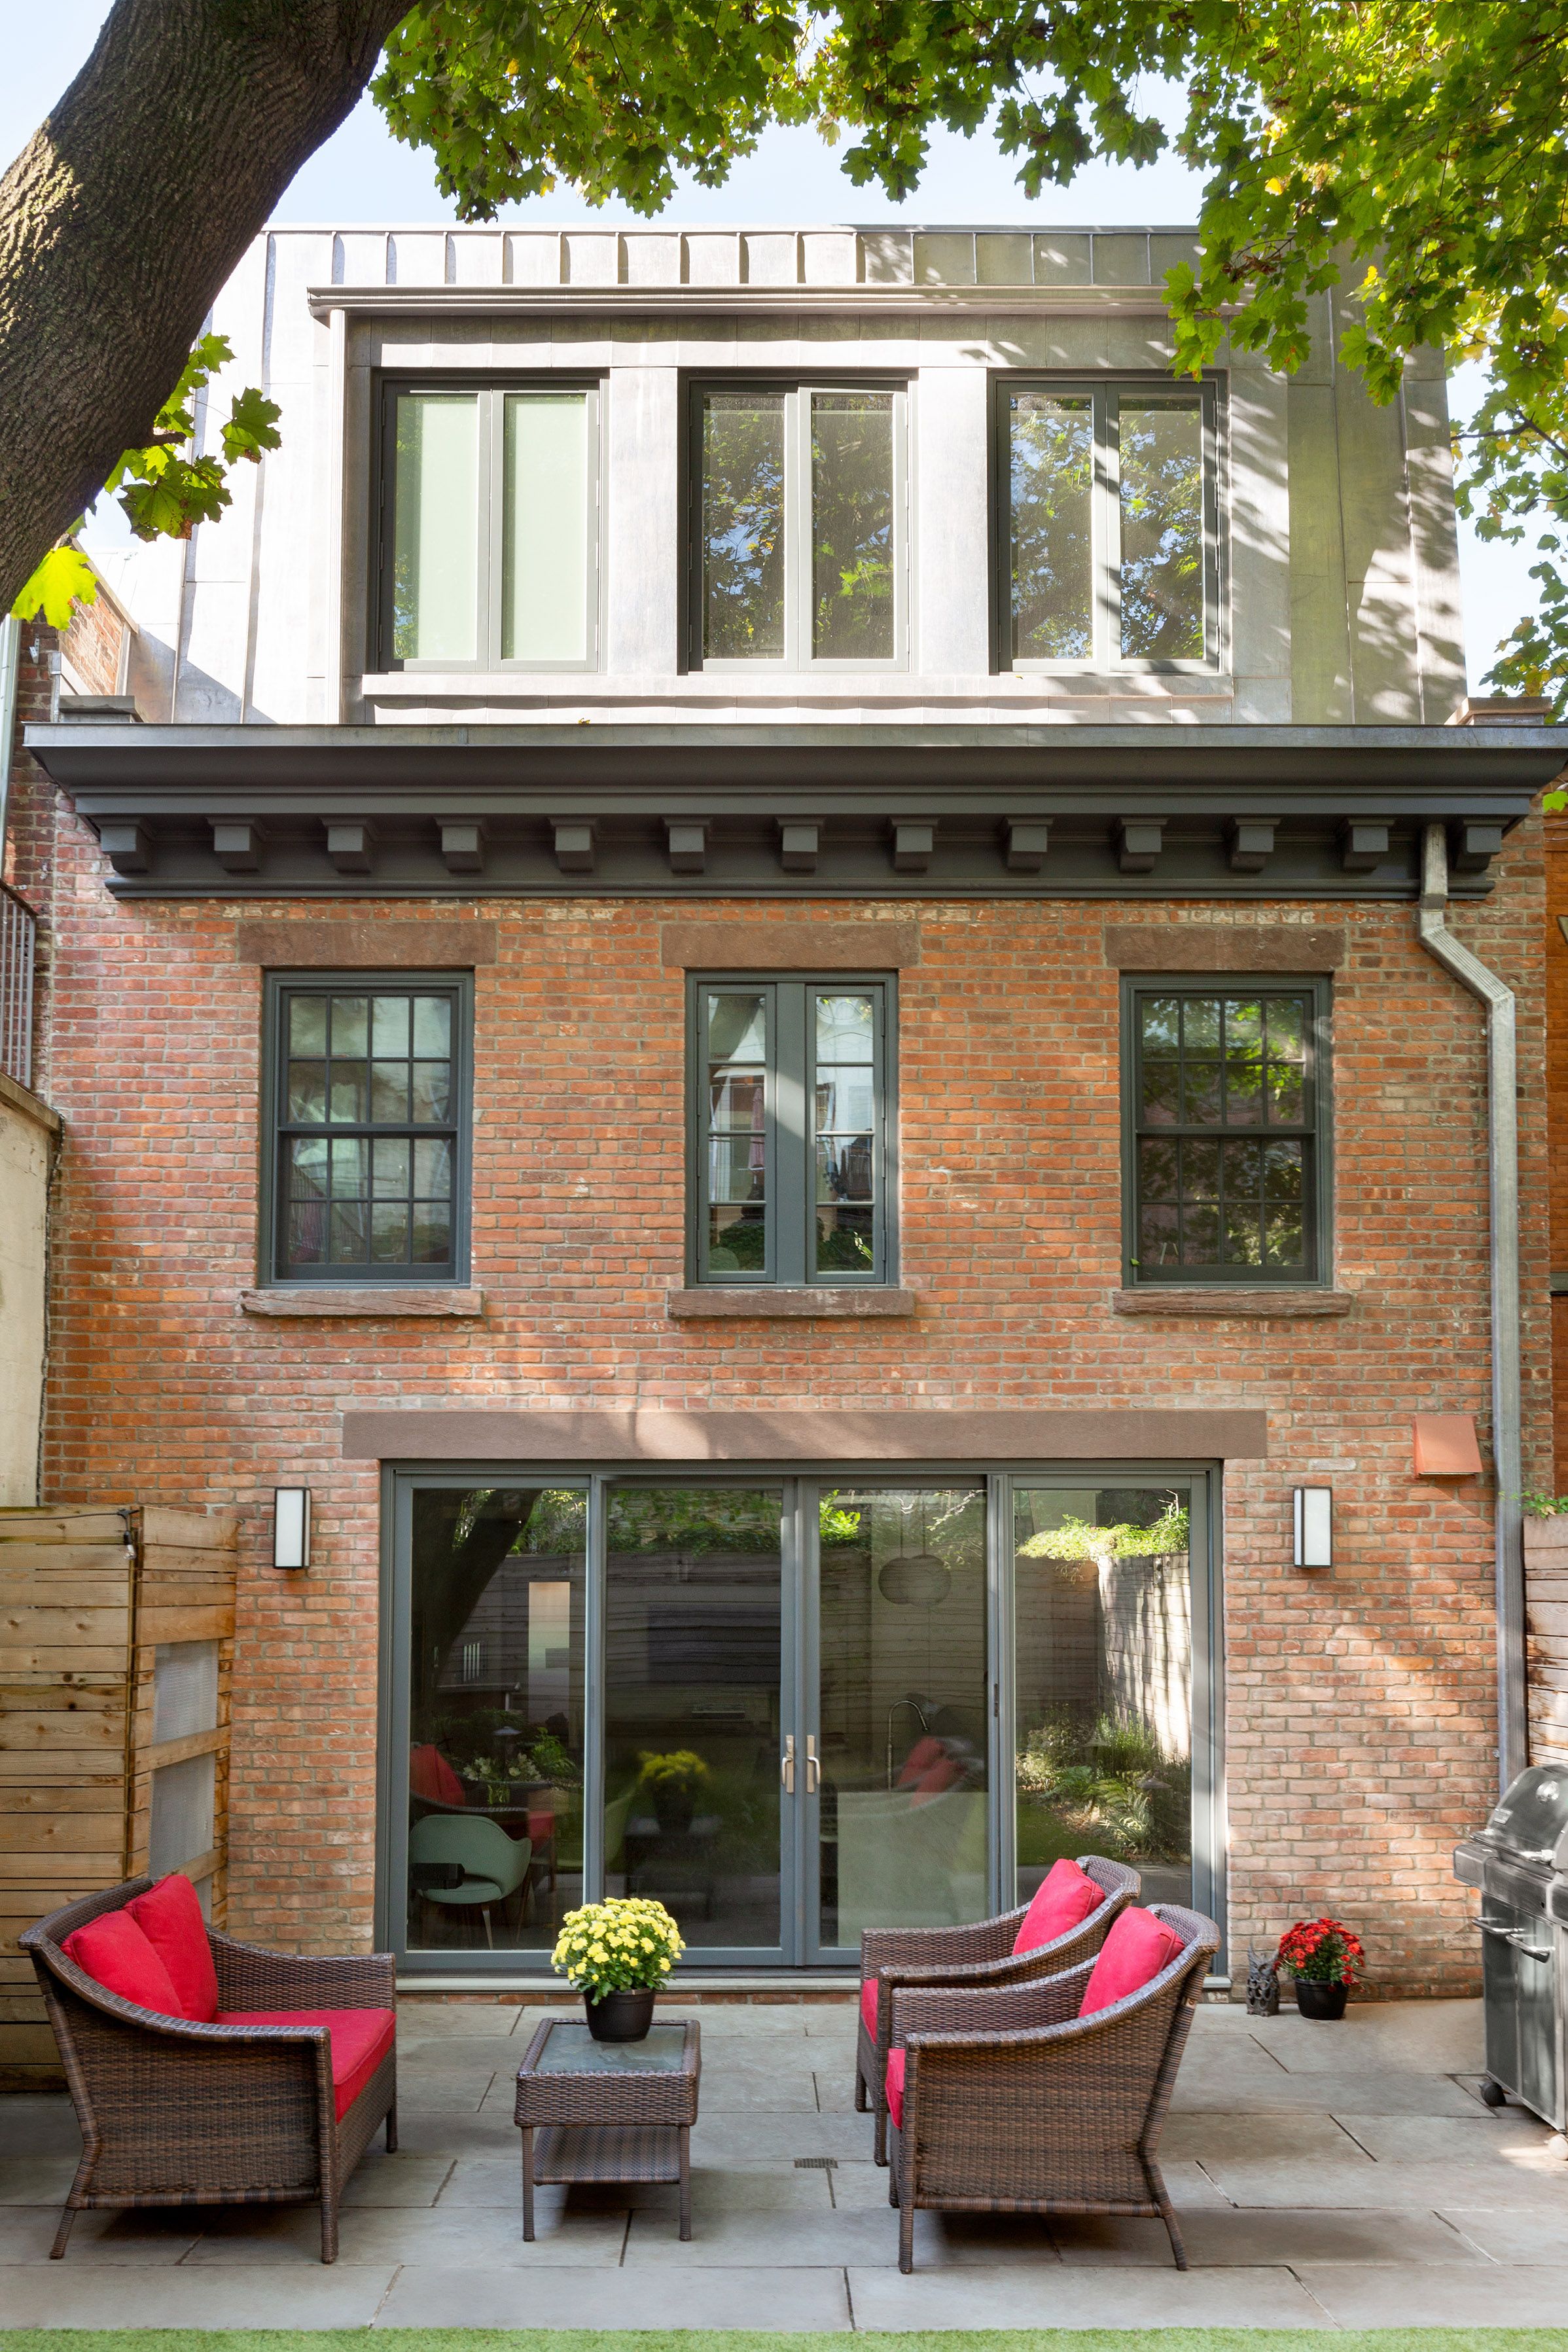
[6,688,1550,1992]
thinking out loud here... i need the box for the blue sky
[16,4,1537,688]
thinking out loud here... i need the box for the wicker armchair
[855,1855,1139,2164]
[883,1900,1219,2273]
[20,1877,397,2263]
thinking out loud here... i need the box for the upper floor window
[695,385,907,667]
[1000,380,1220,669]
[1124,980,1328,1286]
[690,976,895,1284]
[379,382,599,670]
[264,974,472,1283]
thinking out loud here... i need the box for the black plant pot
[1294,1978,1348,2021]
[585,1987,656,2042]
[653,1792,695,1834]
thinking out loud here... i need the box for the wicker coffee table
[514,2017,700,2240]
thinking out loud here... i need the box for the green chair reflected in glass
[409,1813,532,1949]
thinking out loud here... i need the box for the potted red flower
[1275,1917,1364,2020]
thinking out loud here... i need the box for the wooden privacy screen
[0,1504,239,2086]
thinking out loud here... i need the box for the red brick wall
[7,744,1550,1991]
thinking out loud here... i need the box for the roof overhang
[26,721,1566,901]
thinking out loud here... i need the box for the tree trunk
[0,0,409,608]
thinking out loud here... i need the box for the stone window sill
[241,1287,485,1319]
[667,1287,918,1320]
[1111,1288,1352,1319]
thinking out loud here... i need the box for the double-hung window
[695,385,907,666]
[691,977,895,1284]
[264,974,472,1284]
[380,381,599,669]
[1124,980,1329,1285]
[1000,379,1220,669]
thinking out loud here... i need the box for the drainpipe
[1417,821,1525,1791]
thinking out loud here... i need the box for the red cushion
[895,1736,945,1789]
[860,1976,879,2037]
[128,1874,218,2022]
[1012,1857,1103,1955]
[62,1910,182,2016]
[909,1756,961,1808]
[1079,1907,1186,2018]
[885,2045,906,2129]
[410,1744,465,1806]
[217,2008,396,2122]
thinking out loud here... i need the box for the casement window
[999,380,1221,669]
[690,977,895,1284]
[1123,980,1329,1285]
[694,385,907,666]
[263,974,472,1284]
[379,382,599,669]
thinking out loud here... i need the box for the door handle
[781,1734,795,1793]
[805,1734,821,1794]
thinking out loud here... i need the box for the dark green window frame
[687,974,897,1286]
[260,971,474,1287]
[1121,975,1331,1287]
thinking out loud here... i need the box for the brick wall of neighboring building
[4,724,1551,1992]
[60,587,128,699]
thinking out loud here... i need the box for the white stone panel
[605,367,680,674]
[507,232,563,286]
[564,232,620,285]
[624,234,682,286]
[914,232,974,286]
[334,230,390,286]
[914,367,991,676]
[388,232,448,286]
[685,232,741,286]
[799,230,857,285]
[450,232,505,285]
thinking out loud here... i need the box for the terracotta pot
[584,1987,656,2042]
[1294,1978,1348,2021]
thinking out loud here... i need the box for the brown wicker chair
[883,1900,1219,2273]
[855,1855,1139,2164]
[20,1876,397,2264]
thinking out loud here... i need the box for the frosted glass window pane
[393,395,478,661]
[152,1641,220,1743]
[503,394,590,662]
[149,1752,216,1877]
[1119,398,1204,658]
[1010,395,1093,659]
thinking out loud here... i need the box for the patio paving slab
[1160,2109,1365,2162]
[341,2153,455,2207]
[0,2160,79,2206]
[1295,2261,1568,2326]
[1047,2207,1486,2268]
[0,2095,81,2158]
[1197,2156,1568,2211]
[376,2260,854,2329]
[1170,2067,1491,2117]
[0,2261,396,2328]
[178,2201,628,2268]
[843,2260,1332,2328]
[440,2156,833,2211]
[1332,2111,1553,2162]
[1249,2001,1484,2073]
[0,2208,201,2264]
[1440,2204,1568,2260]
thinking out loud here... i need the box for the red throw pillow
[885,2046,906,2129]
[128,1873,219,2023]
[62,1910,181,2016]
[410,1744,465,1806]
[217,2008,396,2121]
[1078,1907,1186,2017]
[909,1756,961,1809]
[1012,1857,1103,1955]
[859,1976,880,2036]
[895,1736,945,1789]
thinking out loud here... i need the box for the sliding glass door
[384,1465,1221,1971]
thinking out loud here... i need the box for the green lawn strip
[5,2335,1568,2352]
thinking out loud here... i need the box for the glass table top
[530,2021,690,2075]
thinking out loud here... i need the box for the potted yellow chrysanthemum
[550,1897,685,2042]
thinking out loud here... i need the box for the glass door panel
[815,1483,989,1954]
[406,1484,587,1953]
[1012,1485,1194,1908]
[605,1486,786,1952]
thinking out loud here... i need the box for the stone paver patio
[3,1993,1567,2329]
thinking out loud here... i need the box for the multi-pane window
[1126,983,1325,1284]
[692,978,893,1284]
[1003,381,1219,669]
[381,383,597,668]
[696,385,905,666]
[266,976,470,1283]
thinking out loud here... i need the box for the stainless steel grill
[1453,1764,1568,2128]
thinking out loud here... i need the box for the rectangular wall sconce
[272,1487,311,1570]
[1292,1487,1332,1569]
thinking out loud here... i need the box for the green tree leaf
[10,538,97,627]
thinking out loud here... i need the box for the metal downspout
[1417,821,1525,1791]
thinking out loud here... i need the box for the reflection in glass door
[1011,1485,1196,1910]
[604,1486,787,1953]
[814,1484,989,1957]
